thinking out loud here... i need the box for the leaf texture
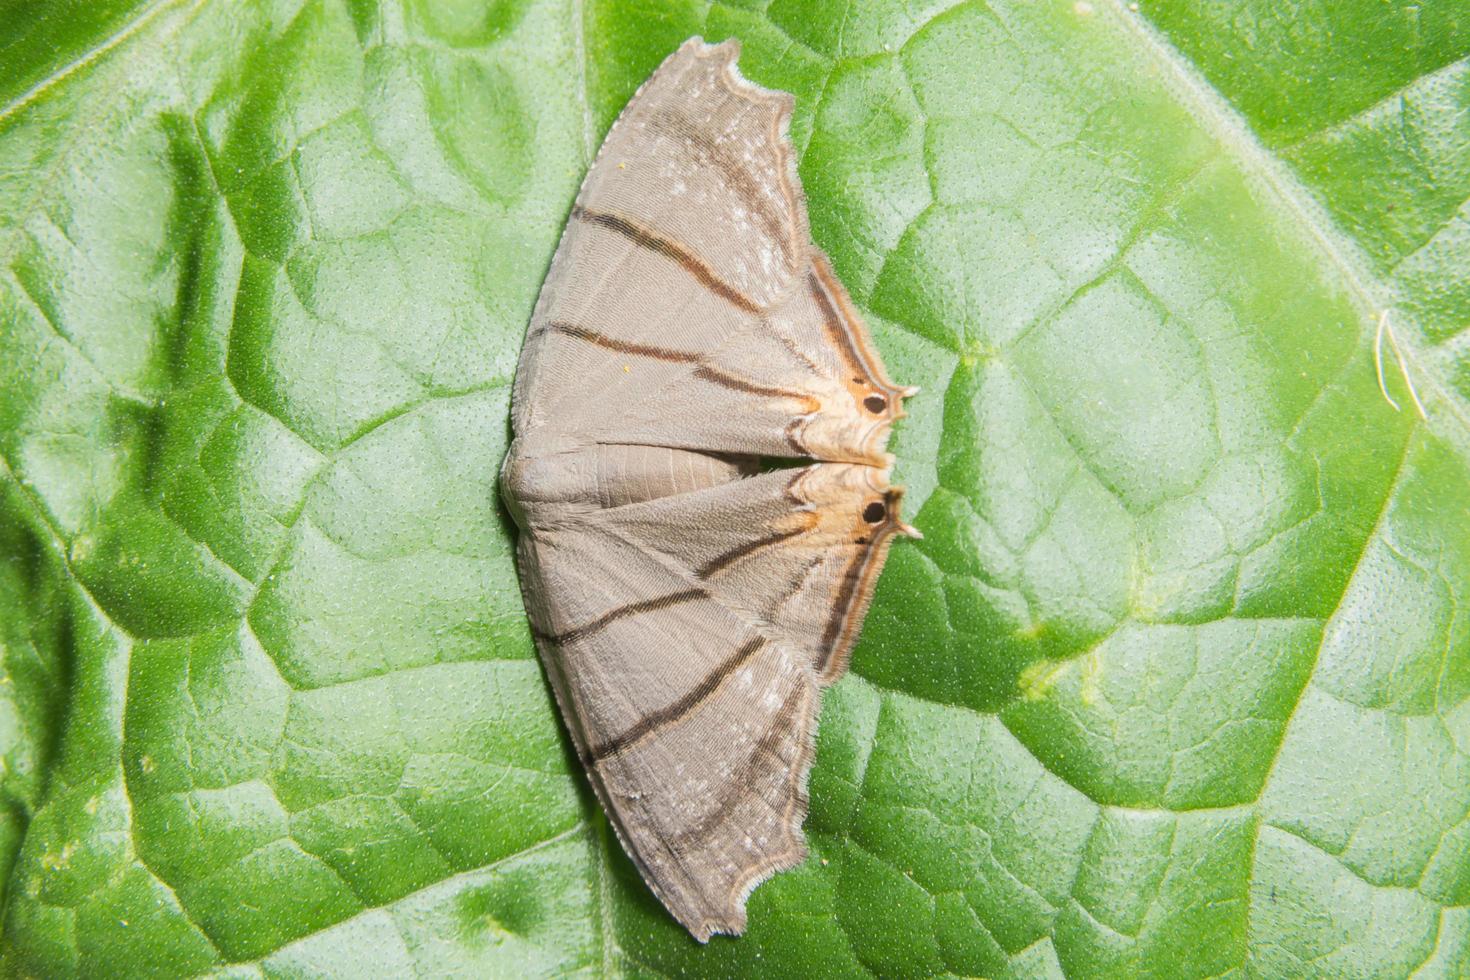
[0,0,1467,976]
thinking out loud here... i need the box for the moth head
[844,376,918,465]
[856,486,921,540]
[792,377,918,466]
[852,381,918,421]
[782,252,919,465]
[793,463,922,541]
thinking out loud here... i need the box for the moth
[501,36,918,941]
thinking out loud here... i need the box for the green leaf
[1,0,1467,975]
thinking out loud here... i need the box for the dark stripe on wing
[696,526,809,580]
[817,550,867,661]
[764,554,823,620]
[587,637,767,762]
[677,682,810,846]
[808,271,871,385]
[644,105,801,275]
[814,493,905,680]
[573,206,762,314]
[807,258,908,403]
[544,322,817,411]
[536,587,709,645]
[546,320,699,364]
[691,366,817,409]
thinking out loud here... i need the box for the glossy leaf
[1,0,1467,976]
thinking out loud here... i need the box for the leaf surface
[1,0,1467,976]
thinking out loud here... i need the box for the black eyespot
[863,394,887,414]
[862,501,886,524]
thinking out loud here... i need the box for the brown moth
[501,36,918,941]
